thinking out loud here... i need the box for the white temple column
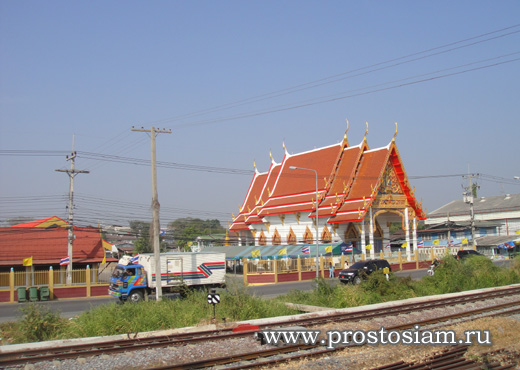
[405,207,411,261]
[369,207,375,260]
[361,218,366,257]
[413,217,418,252]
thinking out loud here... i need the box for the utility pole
[56,146,89,285]
[463,173,478,249]
[131,126,171,301]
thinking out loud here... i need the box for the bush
[6,304,66,344]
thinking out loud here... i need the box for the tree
[130,220,152,254]
[167,218,226,251]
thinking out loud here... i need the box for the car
[456,250,484,260]
[338,259,391,284]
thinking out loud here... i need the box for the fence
[241,246,475,285]
[0,263,116,303]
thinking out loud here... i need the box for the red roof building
[0,217,116,269]
[229,123,426,260]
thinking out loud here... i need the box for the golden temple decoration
[392,121,398,142]
[232,213,235,221]
[332,223,339,236]
[295,212,301,224]
[283,140,287,154]
[265,221,270,233]
[364,121,369,142]
[279,214,285,226]
[238,204,242,212]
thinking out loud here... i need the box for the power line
[143,24,520,127]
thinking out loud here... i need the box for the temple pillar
[369,207,375,260]
[361,218,366,257]
[413,217,418,252]
[405,207,411,261]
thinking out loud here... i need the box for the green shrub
[10,304,66,343]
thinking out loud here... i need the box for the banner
[278,248,287,256]
[23,257,33,267]
[325,245,333,254]
[301,246,310,254]
[251,249,261,258]
[60,257,70,266]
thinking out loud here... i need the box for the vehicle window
[111,266,125,278]
[351,262,366,269]
[136,267,142,275]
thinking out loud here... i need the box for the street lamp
[289,166,320,278]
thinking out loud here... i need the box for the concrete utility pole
[131,126,171,301]
[55,149,89,285]
[463,173,478,249]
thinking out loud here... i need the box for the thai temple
[228,121,427,261]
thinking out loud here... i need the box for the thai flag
[384,243,391,249]
[417,240,424,248]
[60,257,70,266]
[301,246,310,254]
[130,254,139,263]
[344,243,353,252]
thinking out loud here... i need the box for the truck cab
[109,263,148,303]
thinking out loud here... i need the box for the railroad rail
[1,285,520,368]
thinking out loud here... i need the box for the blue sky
[1,1,519,227]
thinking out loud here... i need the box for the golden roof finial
[392,121,398,142]
[269,149,274,162]
[232,213,235,221]
[344,118,349,144]
[364,121,369,142]
[283,140,287,154]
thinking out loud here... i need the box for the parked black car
[338,259,391,284]
[456,250,484,260]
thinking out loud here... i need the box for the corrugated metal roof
[0,226,107,266]
[429,193,520,217]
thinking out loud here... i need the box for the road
[0,260,510,323]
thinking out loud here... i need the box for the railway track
[1,285,520,369]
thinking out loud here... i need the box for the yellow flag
[102,240,113,250]
[400,242,407,249]
[101,253,106,265]
[23,257,33,267]
[515,230,520,235]
[278,248,287,256]
[432,240,439,246]
[325,245,333,253]
[366,244,372,250]
[252,249,261,258]
[462,238,468,244]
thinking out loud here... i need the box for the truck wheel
[128,290,144,303]
[353,276,361,285]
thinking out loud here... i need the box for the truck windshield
[112,266,126,278]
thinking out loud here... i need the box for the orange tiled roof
[229,133,426,231]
